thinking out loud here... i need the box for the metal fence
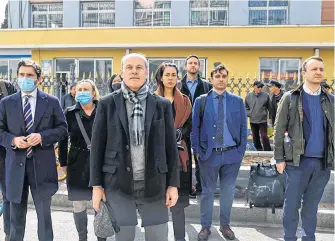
[1,72,334,102]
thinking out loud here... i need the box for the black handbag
[247,162,285,214]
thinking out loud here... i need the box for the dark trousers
[283,157,330,241]
[250,122,271,151]
[171,204,186,240]
[105,181,169,241]
[199,152,240,228]
[1,181,10,235]
[9,159,53,241]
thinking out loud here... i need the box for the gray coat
[245,91,270,124]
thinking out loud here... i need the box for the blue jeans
[283,157,331,241]
[199,151,240,228]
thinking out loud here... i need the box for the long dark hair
[108,73,122,92]
[154,62,179,96]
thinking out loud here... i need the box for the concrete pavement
[0,209,334,241]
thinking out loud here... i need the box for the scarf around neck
[121,81,149,145]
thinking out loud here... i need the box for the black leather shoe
[189,185,197,198]
[198,227,211,241]
[220,225,236,240]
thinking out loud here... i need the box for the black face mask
[111,82,122,91]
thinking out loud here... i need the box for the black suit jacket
[89,90,179,201]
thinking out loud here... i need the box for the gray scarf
[121,81,149,145]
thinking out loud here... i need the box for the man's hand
[26,133,42,146]
[13,136,30,149]
[166,186,178,208]
[276,162,286,174]
[62,166,67,174]
[92,186,106,212]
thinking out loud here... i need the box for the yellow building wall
[129,48,334,80]
[319,49,335,82]
[32,47,334,81]
[1,26,334,46]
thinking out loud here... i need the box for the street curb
[244,151,274,157]
[28,194,334,229]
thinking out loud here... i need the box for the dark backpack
[198,81,211,126]
[247,163,285,214]
[199,94,207,127]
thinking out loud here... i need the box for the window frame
[190,0,229,26]
[31,3,64,28]
[258,57,301,84]
[147,57,207,80]
[134,0,172,26]
[248,0,289,25]
[0,59,29,80]
[54,58,113,81]
[80,1,116,27]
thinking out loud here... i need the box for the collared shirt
[303,83,321,96]
[212,90,236,148]
[21,88,37,121]
[186,79,198,100]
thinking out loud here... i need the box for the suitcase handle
[256,162,279,176]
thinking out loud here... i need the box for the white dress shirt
[21,88,38,121]
[303,83,321,96]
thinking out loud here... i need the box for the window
[55,58,112,96]
[259,58,301,90]
[55,58,112,80]
[249,0,289,25]
[190,0,229,26]
[31,3,63,28]
[134,0,171,26]
[81,1,115,27]
[0,59,24,80]
[147,58,207,90]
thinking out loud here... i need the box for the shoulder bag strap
[75,112,91,150]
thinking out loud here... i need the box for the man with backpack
[191,64,247,240]
[0,79,17,241]
[180,55,212,198]
[274,56,334,241]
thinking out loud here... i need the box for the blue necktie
[216,95,224,146]
[24,95,33,158]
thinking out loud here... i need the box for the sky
[0,0,7,25]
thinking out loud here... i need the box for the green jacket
[274,83,334,169]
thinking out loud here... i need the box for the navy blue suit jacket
[0,89,68,203]
[191,90,247,162]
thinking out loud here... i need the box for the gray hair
[121,53,148,69]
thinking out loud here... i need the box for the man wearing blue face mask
[0,59,68,241]
[0,79,16,241]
